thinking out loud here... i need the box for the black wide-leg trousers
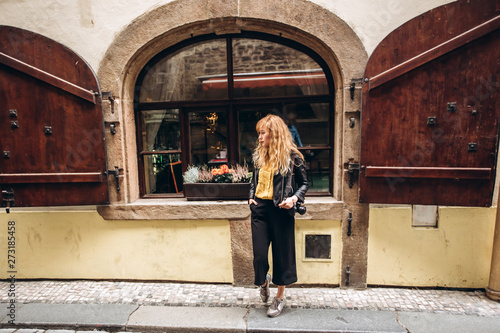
[250,197,297,286]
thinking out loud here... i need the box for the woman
[248,114,309,317]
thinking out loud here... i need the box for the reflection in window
[285,103,329,147]
[140,40,227,102]
[231,39,328,98]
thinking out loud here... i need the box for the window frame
[134,32,335,198]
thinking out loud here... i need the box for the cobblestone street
[1,280,499,317]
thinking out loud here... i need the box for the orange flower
[212,169,218,175]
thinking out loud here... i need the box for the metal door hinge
[2,187,14,213]
[105,166,123,192]
[348,162,360,188]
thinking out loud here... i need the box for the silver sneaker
[260,274,271,303]
[267,296,285,317]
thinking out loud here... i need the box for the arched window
[135,32,334,197]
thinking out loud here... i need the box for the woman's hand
[249,199,258,206]
[279,195,298,209]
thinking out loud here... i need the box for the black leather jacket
[249,154,309,214]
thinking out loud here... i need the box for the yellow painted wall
[0,211,342,285]
[0,211,233,282]
[296,220,342,285]
[3,206,493,288]
[367,206,496,288]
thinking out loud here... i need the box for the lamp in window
[206,112,218,133]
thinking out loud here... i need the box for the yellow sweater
[255,166,275,200]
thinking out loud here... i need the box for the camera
[294,202,307,215]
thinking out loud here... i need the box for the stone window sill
[96,197,344,220]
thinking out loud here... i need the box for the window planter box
[183,183,250,201]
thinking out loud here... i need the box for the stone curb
[1,304,500,333]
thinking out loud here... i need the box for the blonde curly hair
[253,114,304,176]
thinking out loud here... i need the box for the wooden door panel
[360,0,500,206]
[0,26,109,207]
[361,178,492,207]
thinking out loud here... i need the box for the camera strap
[288,154,296,198]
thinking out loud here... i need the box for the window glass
[140,109,182,195]
[231,38,328,98]
[238,103,330,167]
[140,40,227,102]
[305,234,331,259]
[136,34,334,197]
[238,106,278,167]
[302,149,330,193]
[285,103,329,146]
[189,109,228,166]
[143,153,182,194]
[141,109,180,151]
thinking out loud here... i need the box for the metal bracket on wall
[347,212,353,236]
[105,121,117,135]
[346,265,351,286]
[105,166,123,192]
[349,78,363,100]
[102,92,115,114]
[1,186,14,214]
[349,117,355,128]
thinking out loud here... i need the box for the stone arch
[97,0,367,203]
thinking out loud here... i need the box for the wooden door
[360,0,500,206]
[0,26,109,207]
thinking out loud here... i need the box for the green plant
[182,165,199,183]
[182,164,251,183]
